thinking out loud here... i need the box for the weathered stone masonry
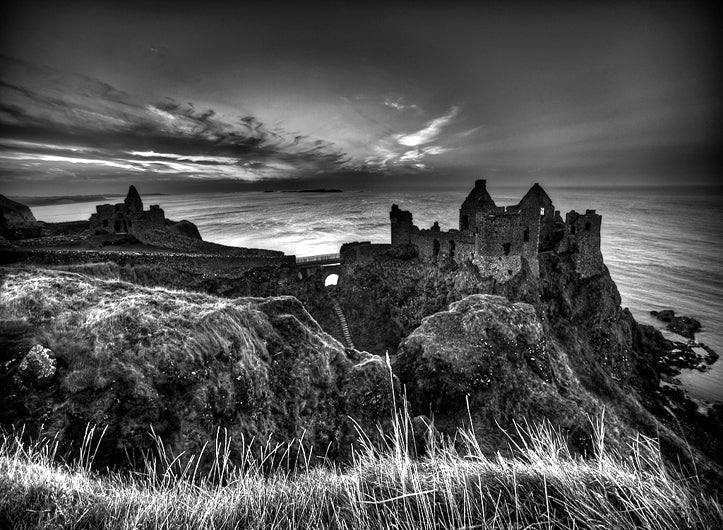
[89,186,166,235]
[390,180,603,283]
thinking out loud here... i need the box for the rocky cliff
[328,249,722,485]
[0,195,41,239]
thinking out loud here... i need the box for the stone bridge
[295,253,341,282]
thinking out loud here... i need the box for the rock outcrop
[0,195,41,239]
[650,309,702,339]
[166,219,203,240]
[0,268,396,469]
[396,294,604,454]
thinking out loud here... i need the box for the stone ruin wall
[90,204,167,236]
[411,228,475,263]
[388,182,605,284]
[340,242,392,264]
[558,210,603,278]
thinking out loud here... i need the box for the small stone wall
[0,249,295,277]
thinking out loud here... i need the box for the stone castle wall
[388,181,603,283]
[89,187,168,236]
[559,209,603,278]
[340,242,392,264]
[0,248,295,277]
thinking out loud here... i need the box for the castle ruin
[89,186,166,235]
[390,180,603,282]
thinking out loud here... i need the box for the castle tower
[124,185,144,213]
[390,204,414,245]
[563,209,603,278]
[459,179,496,231]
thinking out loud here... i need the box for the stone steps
[331,298,354,349]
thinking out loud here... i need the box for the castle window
[102,219,109,228]
[540,207,545,216]
[449,240,456,259]
[433,239,440,258]
[584,222,591,231]
[325,274,339,287]
[114,220,122,232]
[461,215,469,230]
[523,227,529,242]
[502,242,511,255]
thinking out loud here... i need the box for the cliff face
[327,249,722,483]
[0,268,396,469]
[395,293,638,458]
[0,195,40,239]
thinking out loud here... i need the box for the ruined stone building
[390,180,603,282]
[89,186,166,235]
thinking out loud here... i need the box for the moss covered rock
[0,267,396,469]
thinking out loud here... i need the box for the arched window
[325,274,339,287]
[523,227,529,242]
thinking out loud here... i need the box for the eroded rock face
[396,294,599,454]
[0,268,396,469]
[166,219,202,240]
[398,295,550,407]
[0,195,40,239]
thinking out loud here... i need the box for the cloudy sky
[0,1,720,194]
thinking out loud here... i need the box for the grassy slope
[0,267,392,467]
[1,410,722,530]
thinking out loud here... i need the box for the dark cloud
[0,2,721,194]
[0,55,358,185]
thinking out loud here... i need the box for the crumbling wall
[559,210,603,278]
[474,212,525,282]
[390,204,414,245]
[89,187,168,236]
[340,242,391,264]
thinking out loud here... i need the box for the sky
[0,1,721,195]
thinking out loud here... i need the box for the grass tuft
[1,404,721,530]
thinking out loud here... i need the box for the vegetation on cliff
[0,267,395,468]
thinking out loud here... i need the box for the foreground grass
[2,407,722,530]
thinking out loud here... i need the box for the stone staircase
[331,298,354,349]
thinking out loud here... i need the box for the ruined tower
[459,179,496,231]
[89,186,166,235]
[390,204,414,245]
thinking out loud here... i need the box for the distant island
[264,188,343,193]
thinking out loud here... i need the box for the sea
[29,184,723,404]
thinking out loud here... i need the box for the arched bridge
[295,253,354,347]
[295,253,341,281]
[295,253,341,267]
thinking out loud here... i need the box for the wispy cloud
[0,56,357,183]
[394,106,459,147]
[362,106,460,169]
[383,97,419,112]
